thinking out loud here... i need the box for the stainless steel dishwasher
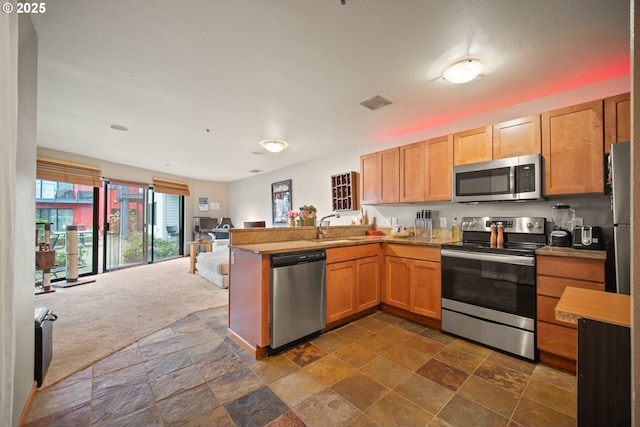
[270,249,326,353]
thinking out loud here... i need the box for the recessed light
[259,140,288,153]
[109,124,129,131]
[443,59,484,84]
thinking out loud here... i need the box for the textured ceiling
[31,0,631,182]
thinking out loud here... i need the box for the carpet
[34,256,229,388]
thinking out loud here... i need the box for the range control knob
[527,222,533,229]
[467,219,477,230]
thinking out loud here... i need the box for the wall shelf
[331,171,359,212]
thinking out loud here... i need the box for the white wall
[13,14,38,424]
[229,76,629,231]
[0,12,39,426]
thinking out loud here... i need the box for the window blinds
[152,177,190,196]
[36,156,102,187]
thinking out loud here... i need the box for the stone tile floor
[25,307,577,426]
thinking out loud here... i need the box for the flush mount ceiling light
[260,139,289,153]
[443,59,484,84]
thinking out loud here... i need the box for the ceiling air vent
[359,94,396,111]
[248,169,263,173]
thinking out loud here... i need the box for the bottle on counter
[497,223,504,247]
[358,208,364,224]
[363,210,369,225]
[451,217,460,241]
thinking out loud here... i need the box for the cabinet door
[542,100,604,195]
[384,256,410,310]
[326,261,356,323]
[399,141,425,202]
[604,92,630,153]
[453,126,493,165]
[355,256,380,312]
[492,115,541,159]
[410,260,441,319]
[360,152,380,205]
[425,135,453,201]
[379,148,400,203]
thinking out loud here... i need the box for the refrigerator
[610,141,631,295]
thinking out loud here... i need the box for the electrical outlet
[440,218,447,228]
[575,217,584,226]
[386,217,392,226]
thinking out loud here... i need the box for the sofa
[195,239,229,288]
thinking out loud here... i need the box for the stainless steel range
[440,216,546,360]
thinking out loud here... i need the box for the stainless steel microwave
[452,154,543,203]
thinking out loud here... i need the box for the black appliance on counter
[34,307,57,387]
[441,216,546,361]
[572,225,604,250]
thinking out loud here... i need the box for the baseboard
[17,381,37,427]
[227,328,267,359]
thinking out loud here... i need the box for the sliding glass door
[103,182,148,271]
[35,179,98,282]
[148,189,183,262]
[101,182,185,271]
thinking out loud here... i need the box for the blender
[549,204,575,247]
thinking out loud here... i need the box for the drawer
[537,321,577,361]
[384,244,440,262]
[537,275,605,298]
[327,244,380,264]
[537,295,576,328]
[537,256,605,282]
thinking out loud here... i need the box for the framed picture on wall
[271,179,292,225]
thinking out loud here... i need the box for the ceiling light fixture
[260,139,288,153]
[443,59,484,84]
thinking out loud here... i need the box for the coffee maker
[549,204,575,247]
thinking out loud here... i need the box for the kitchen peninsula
[556,288,631,426]
[226,226,452,359]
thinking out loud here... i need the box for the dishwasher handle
[271,250,326,268]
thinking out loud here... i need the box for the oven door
[441,249,535,321]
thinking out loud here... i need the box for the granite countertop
[535,245,606,260]
[555,287,630,328]
[230,235,455,254]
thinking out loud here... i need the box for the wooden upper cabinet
[604,92,630,153]
[399,141,425,202]
[542,100,604,195]
[453,126,493,165]
[425,135,453,201]
[379,147,400,203]
[360,152,380,205]
[492,115,541,159]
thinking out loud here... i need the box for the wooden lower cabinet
[355,257,380,312]
[326,261,356,324]
[409,259,441,319]
[383,244,441,324]
[536,255,605,372]
[325,244,380,326]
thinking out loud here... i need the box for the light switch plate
[440,218,447,228]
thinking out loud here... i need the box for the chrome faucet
[318,213,340,238]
